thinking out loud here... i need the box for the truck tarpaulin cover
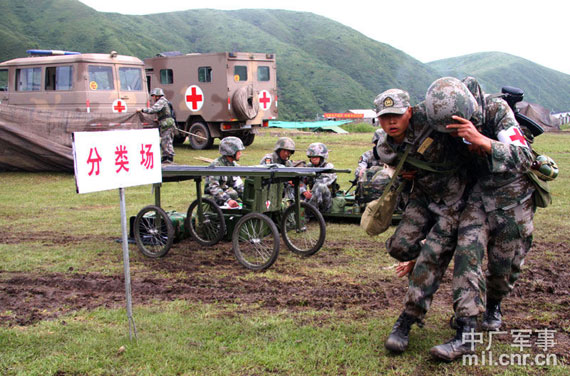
[0,104,154,172]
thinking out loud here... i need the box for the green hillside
[428,52,570,112]
[0,0,567,118]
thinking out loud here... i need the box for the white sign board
[73,129,162,194]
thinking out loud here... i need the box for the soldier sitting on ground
[260,137,303,200]
[301,142,337,213]
[204,137,245,208]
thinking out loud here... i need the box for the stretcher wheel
[185,198,226,246]
[134,205,174,258]
[281,202,326,256]
[232,213,279,271]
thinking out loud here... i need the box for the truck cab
[144,52,278,149]
[0,50,148,114]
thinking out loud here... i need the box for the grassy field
[0,128,568,375]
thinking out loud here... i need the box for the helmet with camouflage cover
[372,128,385,144]
[425,77,478,133]
[273,137,295,154]
[533,155,559,181]
[219,136,245,156]
[150,87,165,97]
[306,142,329,160]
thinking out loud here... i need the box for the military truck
[144,52,278,149]
[0,50,148,113]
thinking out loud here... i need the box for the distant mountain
[0,0,567,119]
[428,52,570,112]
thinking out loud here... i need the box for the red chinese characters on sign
[87,147,102,176]
[140,144,154,169]
[115,145,130,173]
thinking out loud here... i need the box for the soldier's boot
[430,316,478,362]
[384,311,418,353]
[482,299,502,331]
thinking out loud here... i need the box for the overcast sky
[78,0,570,75]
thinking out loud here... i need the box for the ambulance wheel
[185,198,226,246]
[232,213,279,271]
[240,132,255,146]
[281,202,326,256]
[189,121,213,150]
[134,205,174,258]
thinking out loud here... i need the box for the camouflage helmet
[306,142,328,160]
[371,128,385,144]
[150,88,165,97]
[274,137,295,154]
[533,155,559,181]
[219,136,245,156]
[425,77,478,133]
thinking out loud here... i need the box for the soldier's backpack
[168,101,176,123]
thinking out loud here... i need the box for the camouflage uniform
[260,137,298,200]
[142,89,175,161]
[204,137,245,206]
[452,80,535,319]
[354,129,386,179]
[303,143,337,213]
[376,101,469,320]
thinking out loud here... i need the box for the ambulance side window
[45,66,73,91]
[234,66,247,81]
[88,65,114,90]
[257,66,270,81]
[119,67,143,91]
[160,69,173,84]
[198,67,212,83]
[16,67,42,91]
[0,69,8,91]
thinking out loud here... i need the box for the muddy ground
[1,232,568,363]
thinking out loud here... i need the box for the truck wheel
[240,132,255,146]
[189,121,213,150]
[232,86,259,120]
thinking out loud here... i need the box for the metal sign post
[73,129,161,340]
[119,187,137,340]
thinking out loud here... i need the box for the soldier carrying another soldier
[372,86,471,354]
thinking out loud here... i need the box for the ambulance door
[117,65,148,114]
[86,64,118,113]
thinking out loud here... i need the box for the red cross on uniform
[185,85,204,111]
[259,90,272,110]
[509,128,527,146]
[112,99,127,113]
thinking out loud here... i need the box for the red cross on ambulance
[185,85,204,111]
[258,90,272,111]
[497,126,529,148]
[112,99,127,113]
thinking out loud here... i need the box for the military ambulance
[0,50,148,113]
[144,52,278,149]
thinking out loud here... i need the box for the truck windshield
[119,67,143,91]
[88,65,114,90]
